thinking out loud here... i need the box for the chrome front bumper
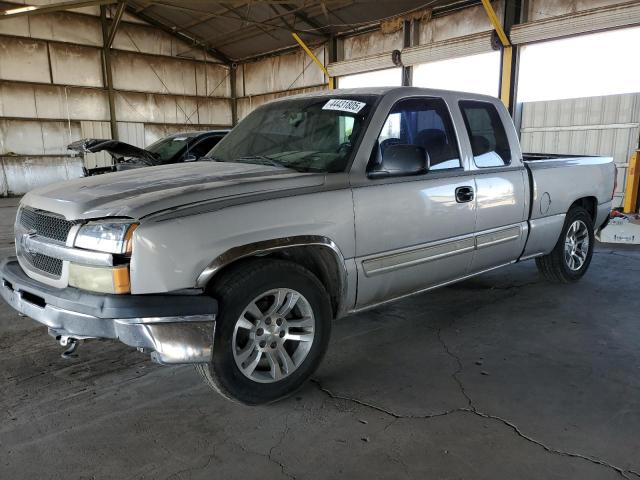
[0,257,217,364]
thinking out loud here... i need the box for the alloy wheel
[564,220,590,271]
[232,288,315,383]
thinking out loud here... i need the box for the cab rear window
[459,101,511,167]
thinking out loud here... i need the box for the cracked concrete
[1,197,639,479]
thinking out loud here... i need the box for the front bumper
[0,257,217,364]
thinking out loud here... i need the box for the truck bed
[523,153,596,162]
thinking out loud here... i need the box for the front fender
[129,190,355,295]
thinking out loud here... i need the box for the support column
[481,0,522,115]
[328,35,344,88]
[100,5,118,140]
[502,0,523,117]
[230,65,238,126]
[402,20,413,86]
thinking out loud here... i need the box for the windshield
[208,96,375,173]
[146,134,196,163]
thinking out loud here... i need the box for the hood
[68,139,158,165]
[22,162,325,220]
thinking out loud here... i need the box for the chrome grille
[19,207,76,243]
[22,251,63,277]
[17,207,78,278]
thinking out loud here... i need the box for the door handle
[455,186,474,203]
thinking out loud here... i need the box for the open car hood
[68,139,159,165]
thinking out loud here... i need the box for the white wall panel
[343,29,403,61]
[29,12,102,46]
[111,51,199,95]
[526,0,631,22]
[117,122,145,148]
[111,23,175,57]
[195,63,231,98]
[0,14,30,37]
[0,119,81,156]
[37,85,109,121]
[0,37,51,83]
[114,92,231,126]
[242,48,325,97]
[196,98,233,126]
[49,43,103,87]
[0,83,109,121]
[0,156,84,195]
[111,22,221,62]
[0,83,37,118]
[419,1,503,44]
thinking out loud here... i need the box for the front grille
[17,207,78,278]
[22,251,63,277]
[19,207,76,243]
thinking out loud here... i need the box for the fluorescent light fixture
[2,5,37,15]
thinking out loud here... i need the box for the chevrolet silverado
[0,87,616,404]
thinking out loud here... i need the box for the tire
[195,258,332,405]
[535,206,595,283]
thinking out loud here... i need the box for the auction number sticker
[322,99,366,114]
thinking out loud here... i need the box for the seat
[414,129,447,165]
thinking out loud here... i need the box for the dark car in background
[68,130,230,175]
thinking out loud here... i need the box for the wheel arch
[569,196,597,224]
[196,236,348,318]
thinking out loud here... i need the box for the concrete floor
[1,196,639,480]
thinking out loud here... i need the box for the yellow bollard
[623,150,640,213]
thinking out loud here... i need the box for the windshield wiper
[200,155,224,162]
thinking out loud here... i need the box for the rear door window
[459,100,511,167]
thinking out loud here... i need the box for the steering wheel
[336,141,351,156]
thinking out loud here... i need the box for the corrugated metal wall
[520,93,640,207]
[0,5,232,196]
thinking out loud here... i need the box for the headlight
[74,221,138,254]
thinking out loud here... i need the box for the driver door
[352,97,477,308]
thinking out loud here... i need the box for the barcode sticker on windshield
[322,99,366,114]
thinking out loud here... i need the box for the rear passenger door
[458,100,528,274]
[352,97,477,308]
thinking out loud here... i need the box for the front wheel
[195,259,332,405]
[535,206,595,283]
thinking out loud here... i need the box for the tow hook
[57,335,80,359]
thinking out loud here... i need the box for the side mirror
[368,144,429,179]
[184,153,197,162]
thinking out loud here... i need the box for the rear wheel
[195,259,332,405]
[535,206,594,283]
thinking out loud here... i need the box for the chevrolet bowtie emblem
[21,231,37,254]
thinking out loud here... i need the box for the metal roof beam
[281,2,329,36]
